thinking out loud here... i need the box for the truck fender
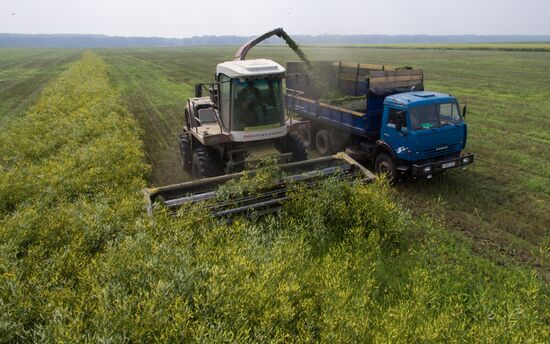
[373,140,397,163]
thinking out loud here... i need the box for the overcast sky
[1,0,550,37]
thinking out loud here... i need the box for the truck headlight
[463,157,470,164]
[423,166,432,173]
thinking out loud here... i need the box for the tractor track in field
[476,156,550,180]
[102,53,192,185]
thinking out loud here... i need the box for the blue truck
[285,61,474,179]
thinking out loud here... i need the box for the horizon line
[2,32,550,39]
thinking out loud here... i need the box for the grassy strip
[0,51,547,342]
[0,51,149,341]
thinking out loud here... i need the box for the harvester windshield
[232,77,284,131]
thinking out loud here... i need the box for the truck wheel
[315,129,334,156]
[179,134,192,171]
[192,146,223,178]
[298,126,312,149]
[374,153,396,181]
[329,130,346,153]
[282,132,308,161]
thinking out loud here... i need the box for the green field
[99,46,550,275]
[0,46,548,341]
[306,43,550,52]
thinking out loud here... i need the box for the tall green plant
[0,52,149,342]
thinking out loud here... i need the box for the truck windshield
[231,77,284,131]
[410,102,462,130]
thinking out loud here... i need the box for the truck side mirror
[462,104,467,118]
[194,84,203,98]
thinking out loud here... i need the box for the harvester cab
[182,58,304,178]
[216,59,286,139]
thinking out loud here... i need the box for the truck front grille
[418,143,462,158]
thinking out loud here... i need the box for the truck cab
[378,91,474,178]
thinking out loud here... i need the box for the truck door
[382,107,410,160]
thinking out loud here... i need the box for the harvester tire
[192,146,223,178]
[283,132,308,161]
[298,126,312,149]
[179,134,192,171]
[374,153,396,181]
[315,129,334,156]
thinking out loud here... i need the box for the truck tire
[315,129,334,156]
[179,134,192,171]
[192,146,223,178]
[329,130,347,153]
[282,132,308,161]
[374,153,396,181]
[298,126,312,149]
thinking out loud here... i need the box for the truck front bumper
[411,153,474,177]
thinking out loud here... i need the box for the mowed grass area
[0,49,80,122]
[98,46,550,277]
[98,49,220,185]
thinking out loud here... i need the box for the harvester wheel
[298,126,312,149]
[179,134,192,171]
[282,132,308,161]
[374,153,396,181]
[315,129,334,156]
[192,146,223,178]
